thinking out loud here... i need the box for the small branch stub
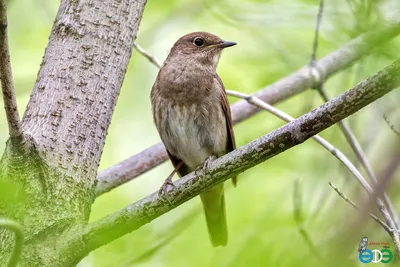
[0,0,22,139]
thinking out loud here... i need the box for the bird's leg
[158,160,183,203]
[195,156,216,177]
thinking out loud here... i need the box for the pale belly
[160,103,228,170]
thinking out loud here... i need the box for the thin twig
[95,25,400,196]
[226,89,370,192]
[383,114,400,136]
[308,0,400,229]
[319,87,400,228]
[225,88,400,255]
[293,179,320,259]
[310,0,324,65]
[132,42,162,69]
[0,218,24,267]
[328,182,391,233]
[0,0,22,138]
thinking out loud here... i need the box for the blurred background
[1,0,399,266]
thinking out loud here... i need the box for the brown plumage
[151,32,236,246]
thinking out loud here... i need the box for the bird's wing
[215,75,237,186]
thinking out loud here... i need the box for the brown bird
[150,32,237,246]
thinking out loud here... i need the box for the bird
[358,237,368,253]
[150,32,237,246]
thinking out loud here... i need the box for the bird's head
[166,32,236,70]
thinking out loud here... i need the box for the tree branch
[230,23,400,124]
[226,88,400,252]
[0,0,22,139]
[318,86,400,228]
[308,0,400,228]
[95,22,400,196]
[95,143,167,196]
[328,182,391,233]
[225,89,369,187]
[83,60,400,253]
[0,218,24,267]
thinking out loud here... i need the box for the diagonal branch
[318,87,400,228]
[95,22,400,196]
[82,60,400,253]
[308,0,400,228]
[95,143,167,196]
[226,89,369,190]
[225,88,399,251]
[0,0,22,139]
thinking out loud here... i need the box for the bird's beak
[217,41,237,48]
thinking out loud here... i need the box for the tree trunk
[0,0,146,266]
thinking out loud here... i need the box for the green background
[1,0,399,266]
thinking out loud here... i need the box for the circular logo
[359,249,393,263]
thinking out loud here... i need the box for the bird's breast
[157,63,216,104]
[158,100,228,170]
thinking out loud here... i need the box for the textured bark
[0,0,147,266]
[82,60,400,253]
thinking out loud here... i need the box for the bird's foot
[195,156,216,178]
[158,161,183,204]
[158,176,176,205]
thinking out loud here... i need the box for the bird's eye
[193,37,205,47]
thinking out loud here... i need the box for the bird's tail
[200,184,228,247]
